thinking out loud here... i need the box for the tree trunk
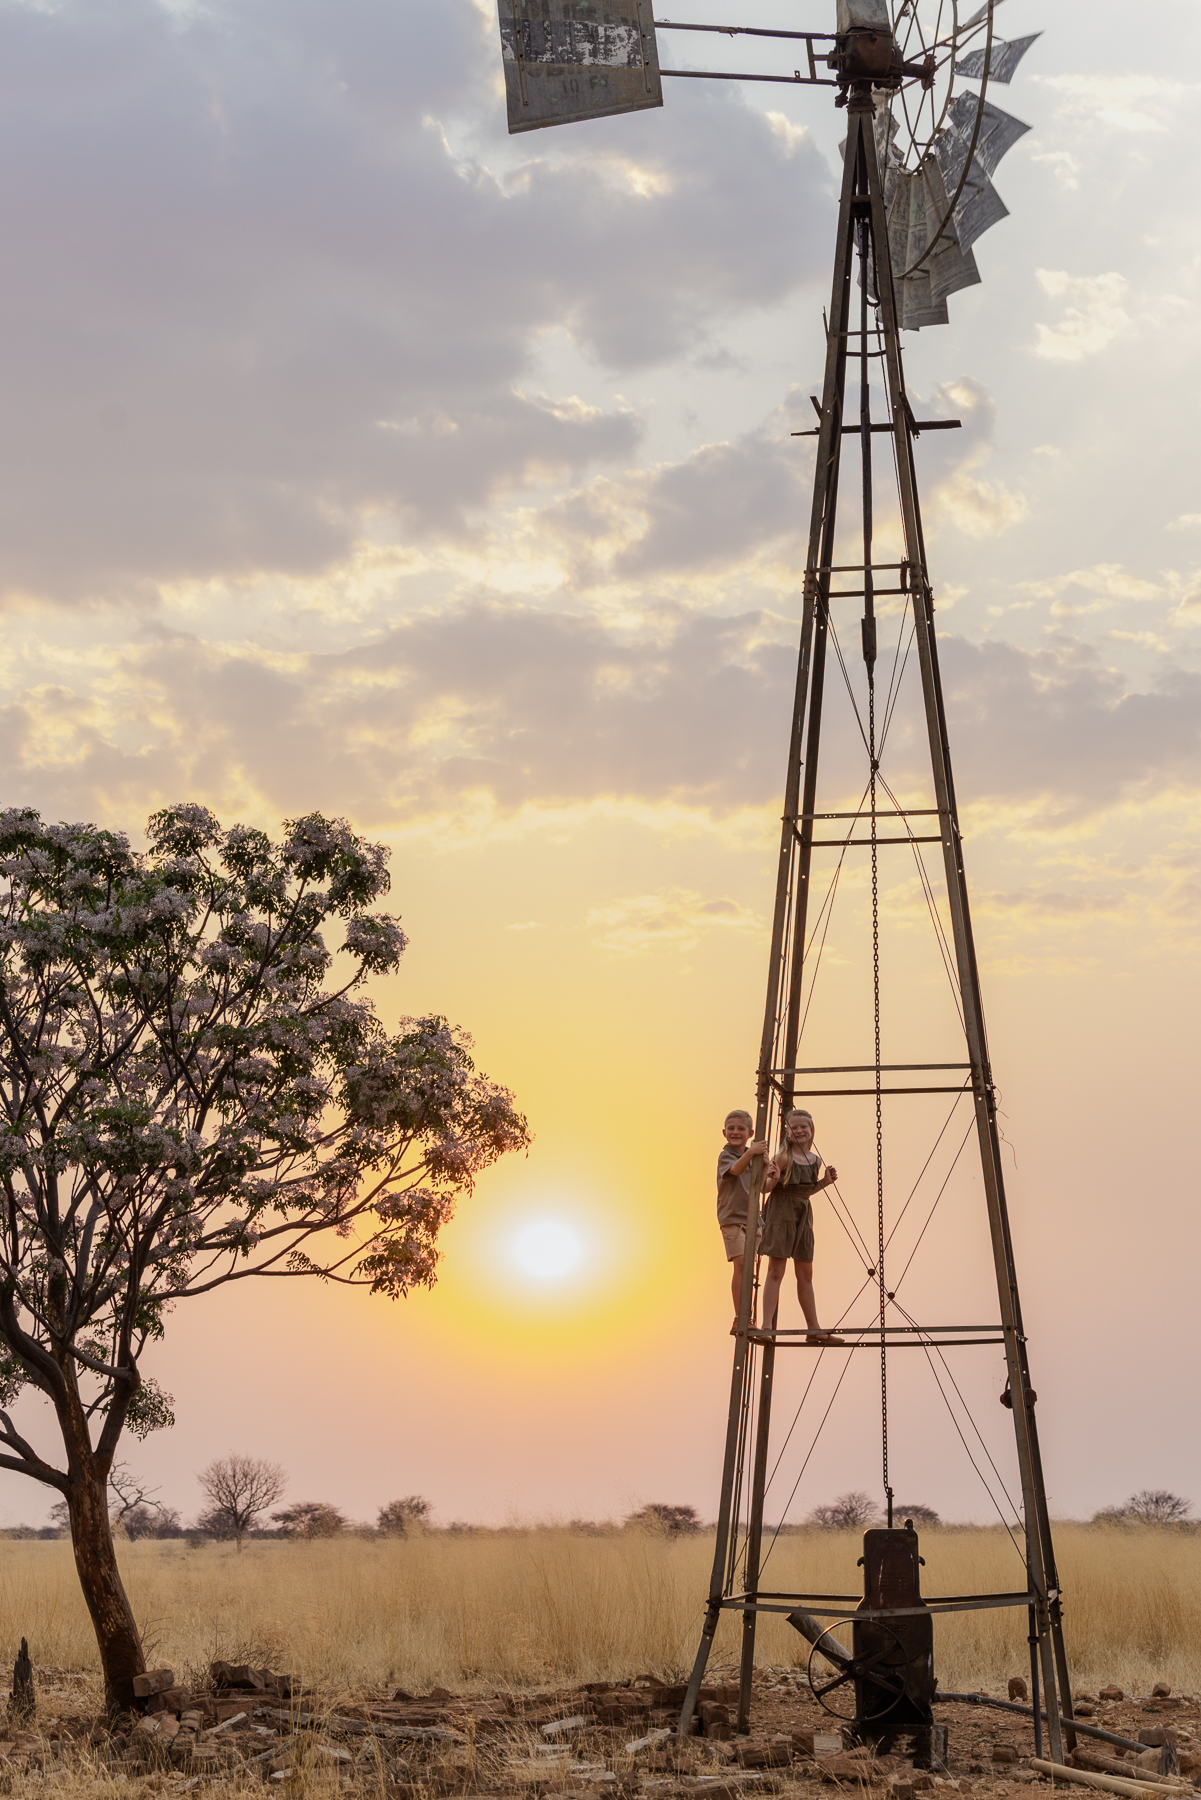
[67,1469,146,1712]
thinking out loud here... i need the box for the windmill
[493,0,1082,1769]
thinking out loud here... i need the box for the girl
[758,1109,844,1345]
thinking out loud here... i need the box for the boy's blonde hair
[724,1109,753,1127]
[775,1108,816,1183]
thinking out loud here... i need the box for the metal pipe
[936,1695,1147,1757]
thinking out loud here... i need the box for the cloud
[1036,74,1197,136]
[0,0,832,603]
[1019,564,1164,605]
[4,602,1201,841]
[587,889,758,954]
[906,379,1026,541]
[1033,271,1131,362]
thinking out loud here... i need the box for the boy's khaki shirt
[716,1145,754,1226]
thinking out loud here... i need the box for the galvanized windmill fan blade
[887,162,981,329]
[944,90,1031,176]
[498,0,663,134]
[955,32,1042,84]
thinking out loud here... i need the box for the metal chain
[870,676,891,1526]
[858,203,892,1531]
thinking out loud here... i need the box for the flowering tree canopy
[0,802,530,1705]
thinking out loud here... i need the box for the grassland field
[0,1523,1196,1701]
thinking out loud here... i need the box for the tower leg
[855,97,1073,1765]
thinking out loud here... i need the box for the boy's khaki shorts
[720,1218,762,1262]
[761,1192,815,1263]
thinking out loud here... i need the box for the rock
[1100,1688,1124,1703]
[1074,1705,1096,1718]
[148,1686,189,1715]
[1135,1751,1161,1771]
[736,1742,792,1769]
[817,1755,877,1784]
[215,1698,254,1723]
[700,1704,730,1729]
[203,1712,248,1735]
[626,1730,673,1754]
[429,1687,454,1702]
[132,1669,176,1698]
[1153,1685,1172,1700]
[1009,1680,1029,1703]
[543,1718,591,1738]
[991,1747,1019,1765]
[1139,1728,1169,1748]
[814,1734,846,1757]
[1179,1753,1201,1778]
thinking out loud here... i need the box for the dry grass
[0,1524,1197,1700]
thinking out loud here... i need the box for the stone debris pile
[0,1663,1196,1797]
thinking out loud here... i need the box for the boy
[717,1109,767,1333]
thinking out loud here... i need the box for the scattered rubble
[0,1662,1194,1798]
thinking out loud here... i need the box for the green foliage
[0,803,530,1492]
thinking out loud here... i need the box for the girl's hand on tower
[824,1165,838,1185]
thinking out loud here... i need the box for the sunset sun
[510,1218,585,1283]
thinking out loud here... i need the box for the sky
[0,0,1199,1538]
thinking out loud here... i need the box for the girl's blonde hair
[774,1109,816,1183]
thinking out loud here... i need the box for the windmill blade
[944,90,1030,176]
[884,160,981,330]
[958,0,1012,28]
[955,32,1042,84]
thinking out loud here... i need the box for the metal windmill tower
[494,0,1083,1768]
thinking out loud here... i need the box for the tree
[0,805,530,1709]
[808,1492,880,1529]
[377,1495,431,1536]
[108,1462,181,1538]
[198,1453,287,1550]
[114,1503,182,1540]
[624,1503,702,1536]
[1093,1490,1192,1527]
[273,1501,347,1539]
[893,1503,941,1527]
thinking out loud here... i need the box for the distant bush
[893,1503,941,1528]
[272,1502,348,1540]
[624,1504,702,1537]
[1092,1490,1193,1527]
[807,1492,880,1530]
[377,1496,431,1536]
